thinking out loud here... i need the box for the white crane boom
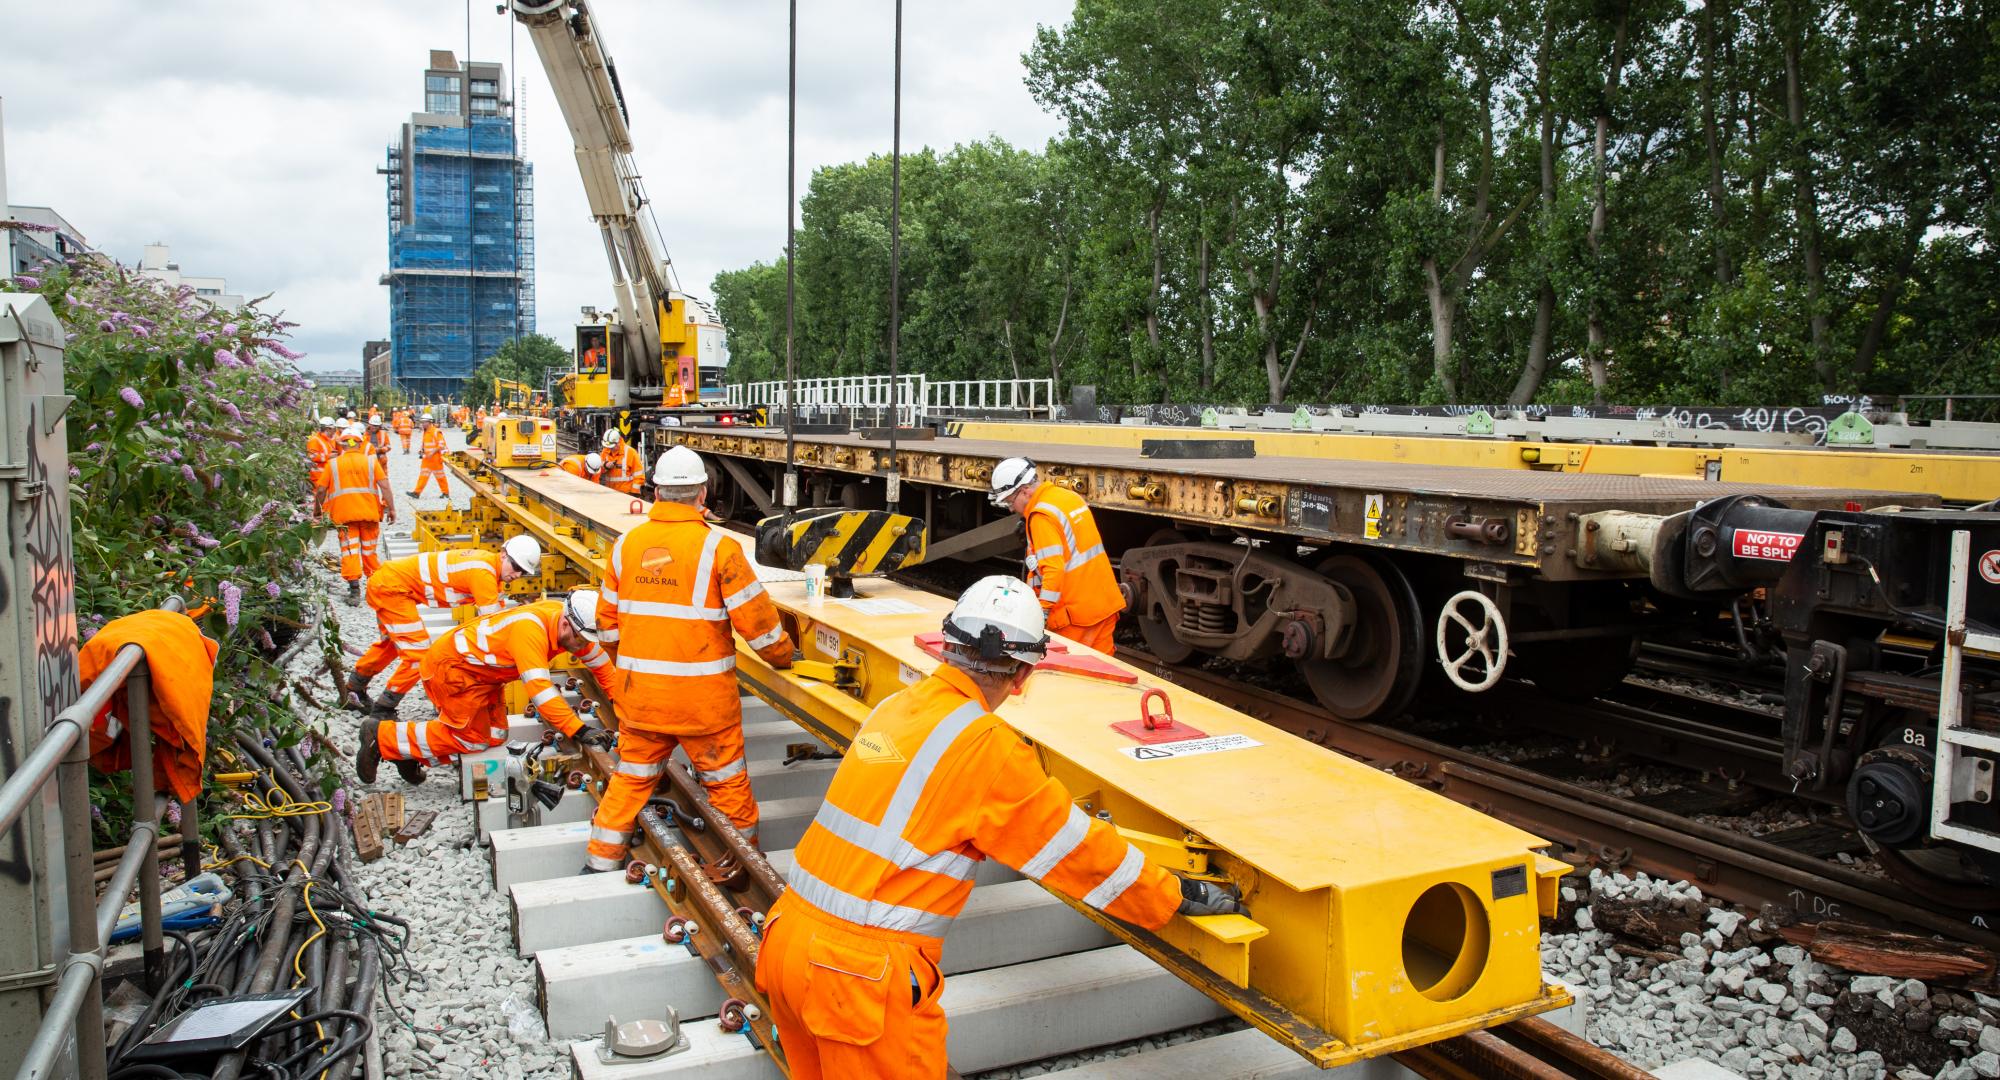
[510,0,676,400]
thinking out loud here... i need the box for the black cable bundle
[101,732,420,1080]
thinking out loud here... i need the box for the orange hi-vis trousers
[376,654,509,765]
[351,582,430,695]
[399,432,412,452]
[583,726,756,871]
[412,461,449,497]
[1055,614,1117,655]
[756,894,947,1080]
[336,522,381,582]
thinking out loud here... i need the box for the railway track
[1116,647,2000,950]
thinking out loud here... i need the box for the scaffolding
[384,115,535,399]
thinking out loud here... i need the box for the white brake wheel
[1435,590,1509,692]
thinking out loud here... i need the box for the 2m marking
[1733,529,1803,562]
[1119,733,1262,761]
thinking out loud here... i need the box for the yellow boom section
[433,450,1573,1068]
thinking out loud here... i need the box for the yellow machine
[493,378,546,416]
[480,414,557,468]
[420,457,1576,1070]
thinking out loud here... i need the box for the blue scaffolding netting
[385,115,535,399]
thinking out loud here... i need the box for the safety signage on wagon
[1120,733,1262,762]
[1732,528,1803,562]
[1980,549,2000,586]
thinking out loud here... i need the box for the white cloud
[1,0,1072,371]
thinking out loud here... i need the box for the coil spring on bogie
[1181,602,1231,634]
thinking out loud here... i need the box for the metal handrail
[9,595,187,1080]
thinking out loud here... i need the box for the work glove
[573,726,615,752]
[1176,877,1244,917]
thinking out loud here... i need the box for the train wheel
[1853,715,2000,913]
[705,462,742,521]
[1134,529,1195,664]
[1299,554,1424,721]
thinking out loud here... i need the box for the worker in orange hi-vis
[367,404,383,425]
[356,592,617,786]
[988,457,1126,655]
[755,577,1242,1079]
[409,413,451,499]
[344,535,544,719]
[556,451,604,484]
[307,415,338,472]
[366,415,393,465]
[580,446,794,872]
[317,424,395,606]
[597,427,647,495]
[80,608,220,807]
[394,408,414,453]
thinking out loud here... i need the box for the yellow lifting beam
[435,452,1574,1069]
[949,419,2000,504]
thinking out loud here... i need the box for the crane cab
[573,322,622,409]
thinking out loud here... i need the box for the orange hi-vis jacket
[439,601,612,737]
[420,426,447,465]
[600,444,646,494]
[556,454,603,483]
[785,664,1180,944]
[394,411,413,435]
[369,426,392,459]
[307,432,336,470]
[318,448,384,525]
[373,551,505,618]
[1024,481,1124,632]
[597,501,792,735]
[81,610,220,805]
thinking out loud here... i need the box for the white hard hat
[421,411,434,421]
[317,415,335,428]
[563,589,602,640]
[345,423,367,440]
[989,457,1038,507]
[502,535,543,577]
[584,452,603,472]
[600,428,622,449]
[941,576,1049,670]
[368,415,382,427]
[652,445,706,486]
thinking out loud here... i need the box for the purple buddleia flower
[266,341,304,361]
[119,386,144,409]
[180,463,197,484]
[265,581,282,599]
[219,580,242,628]
[164,802,181,826]
[196,332,212,345]
[213,348,233,366]
[222,322,238,336]
[256,628,275,652]
[98,320,114,333]
[14,275,38,288]
[219,401,242,422]
[210,474,222,489]
[131,325,149,339]
[331,790,347,813]
[84,442,101,453]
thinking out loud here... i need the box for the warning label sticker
[1732,528,1804,562]
[1364,494,1385,540]
[1980,549,2000,585]
[1119,733,1262,762]
[814,626,841,657]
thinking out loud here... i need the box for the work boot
[405,489,419,497]
[369,690,405,719]
[355,722,382,784]
[341,673,373,712]
[345,580,361,606]
[393,758,426,785]
[577,863,619,875]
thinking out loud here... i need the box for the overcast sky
[2,1,1073,371]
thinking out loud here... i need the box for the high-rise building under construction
[381,50,534,400]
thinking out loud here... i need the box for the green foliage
[463,333,571,405]
[2,257,336,842]
[712,0,1999,408]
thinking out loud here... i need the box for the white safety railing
[722,375,1055,424]
[1931,530,2000,854]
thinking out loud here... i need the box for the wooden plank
[351,797,385,863]
[380,792,406,833]
[393,810,438,846]
[1780,921,1998,990]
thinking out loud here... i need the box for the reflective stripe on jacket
[596,501,792,735]
[601,444,646,494]
[1024,482,1124,631]
[371,550,504,617]
[307,433,335,470]
[420,427,447,465]
[789,665,1179,943]
[441,600,613,737]
[318,449,383,525]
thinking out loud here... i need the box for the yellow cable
[286,861,336,1080]
[223,786,333,823]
